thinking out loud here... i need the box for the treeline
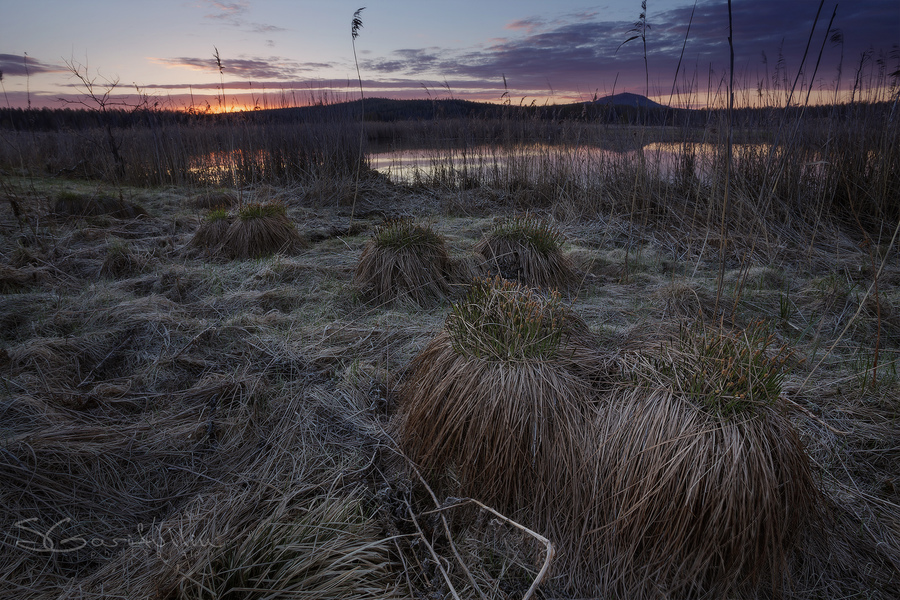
[0,99,621,132]
[0,106,197,132]
[1,97,895,134]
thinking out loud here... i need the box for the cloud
[0,53,67,77]
[365,49,443,75]
[360,0,899,99]
[506,17,545,33]
[152,55,332,80]
[201,0,286,34]
[362,18,639,95]
[203,0,249,20]
[251,23,284,34]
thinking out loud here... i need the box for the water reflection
[368,142,768,184]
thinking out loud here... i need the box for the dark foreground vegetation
[0,87,898,598]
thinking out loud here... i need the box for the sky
[1,0,898,111]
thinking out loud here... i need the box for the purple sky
[1,1,897,111]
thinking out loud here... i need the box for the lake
[366,141,766,185]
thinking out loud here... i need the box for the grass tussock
[216,202,305,259]
[475,214,575,291]
[640,319,795,417]
[571,321,820,596]
[190,188,237,209]
[650,280,717,320]
[445,276,588,360]
[581,386,819,598]
[399,277,607,558]
[99,239,146,278]
[189,206,233,251]
[353,219,454,307]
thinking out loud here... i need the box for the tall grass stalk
[349,7,366,226]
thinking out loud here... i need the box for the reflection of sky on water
[188,141,796,186]
[367,142,772,184]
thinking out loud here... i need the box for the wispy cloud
[201,0,286,34]
[152,55,331,80]
[505,17,545,34]
[203,0,249,21]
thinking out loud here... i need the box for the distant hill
[589,92,667,109]
[15,93,889,132]
[257,93,669,123]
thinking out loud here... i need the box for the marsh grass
[189,206,233,251]
[399,276,610,593]
[0,178,897,599]
[190,188,237,209]
[475,214,575,291]
[178,491,401,600]
[99,238,145,278]
[639,319,795,417]
[353,219,455,307]
[217,201,305,260]
[51,190,147,219]
[0,264,43,293]
[581,386,820,598]
[445,276,583,360]
[557,319,821,596]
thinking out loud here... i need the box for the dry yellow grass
[215,202,306,259]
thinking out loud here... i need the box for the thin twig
[420,498,556,600]
[405,502,462,600]
[406,457,488,600]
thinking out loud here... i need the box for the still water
[367,142,764,184]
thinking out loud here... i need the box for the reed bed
[0,116,365,188]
